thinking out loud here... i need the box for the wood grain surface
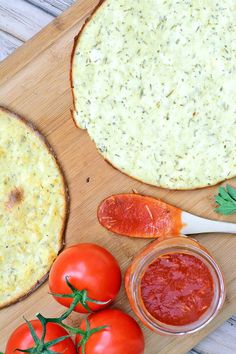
[0,1,236,353]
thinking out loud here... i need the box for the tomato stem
[34,276,109,353]
[50,276,111,313]
[36,313,107,353]
[76,319,107,354]
[15,316,72,354]
[24,317,40,345]
[44,335,72,349]
[36,313,86,336]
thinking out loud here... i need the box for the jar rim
[126,236,226,335]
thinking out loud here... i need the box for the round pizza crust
[71,0,236,190]
[0,107,68,308]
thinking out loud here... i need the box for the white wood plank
[26,0,75,16]
[194,318,236,354]
[0,0,54,42]
[0,29,23,61]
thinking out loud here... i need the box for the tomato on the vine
[5,320,76,354]
[76,309,145,354]
[49,243,121,313]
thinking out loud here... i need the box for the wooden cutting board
[0,1,236,352]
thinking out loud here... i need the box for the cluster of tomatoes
[5,243,145,354]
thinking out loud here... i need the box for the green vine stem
[36,286,108,354]
[2,276,109,354]
[76,319,107,354]
[14,317,72,354]
[50,276,111,313]
[36,312,107,354]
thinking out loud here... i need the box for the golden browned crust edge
[0,106,70,309]
[70,0,106,128]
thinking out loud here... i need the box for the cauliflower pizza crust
[0,107,68,308]
[72,0,236,189]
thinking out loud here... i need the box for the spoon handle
[182,211,236,234]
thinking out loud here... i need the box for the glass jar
[125,235,225,335]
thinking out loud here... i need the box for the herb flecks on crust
[0,107,68,309]
[72,0,236,189]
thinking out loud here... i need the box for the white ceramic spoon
[182,212,236,234]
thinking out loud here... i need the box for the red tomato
[49,243,121,313]
[76,309,145,354]
[5,320,76,354]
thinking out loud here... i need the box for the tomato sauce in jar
[125,237,225,335]
[140,253,214,326]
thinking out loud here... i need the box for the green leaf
[226,184,236,201]
[215,184,236,215]
[215,195,226,206]
[218,187,234,202]
[215,205,236,215]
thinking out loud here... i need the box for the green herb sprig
[215,184,236,215]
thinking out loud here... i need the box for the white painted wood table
[0,1,236,353]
